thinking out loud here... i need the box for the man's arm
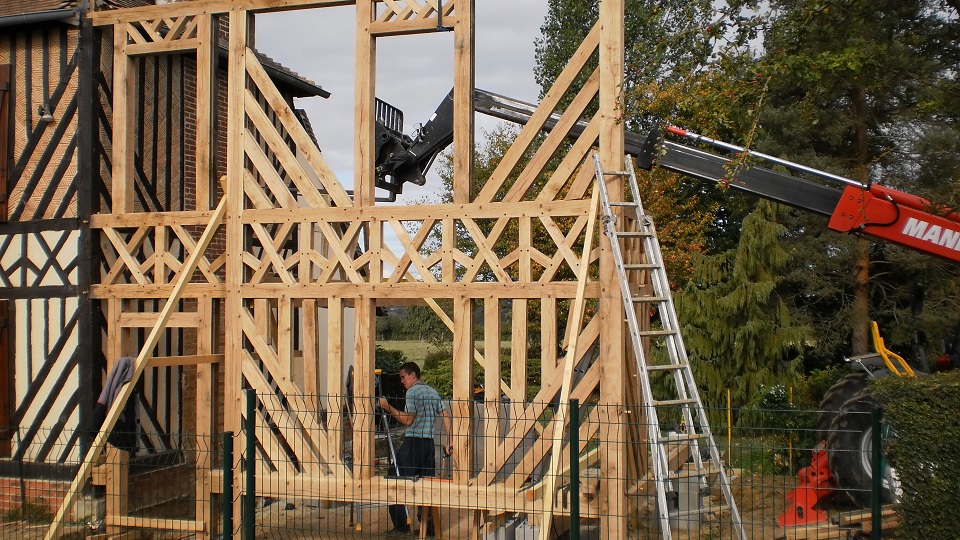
[379,397,415,426]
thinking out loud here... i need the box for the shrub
[872,372,960,540]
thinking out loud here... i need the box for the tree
[677,201,804,414]
[757,0,960,356]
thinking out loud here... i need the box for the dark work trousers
[388,437,436,533]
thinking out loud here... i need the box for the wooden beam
[537,182,600,540]
[452,296,475,484]
[597,1,627,539]
[111,24,135,213]
[453,0,474,205]
[147,354,223,367]
[354,0,376,208]
[195,13,215,211]
[90,0,357,25]
[106,516,206,532]
[44,197,228,540]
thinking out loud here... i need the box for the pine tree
[677,201,804,415]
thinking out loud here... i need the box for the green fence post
[245,389,256,540]
[570,399,580,540]
[222,431,234,540]
[871,407,882,540]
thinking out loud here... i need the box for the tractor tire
[816,372,870,442]
[825,389,900,507]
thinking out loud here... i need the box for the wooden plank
[482,298,501,485]
[147,354,223,368]
[45,197,228,540]
[369,17,460,36]
[126,37,200,56]
[501,69,600,204]
[352,298,376,480]
[325,296,344,466]
[537,183,600,540]
[106,516,205,532]
[453,0,474,205]
[452,297,475,485]
[223,9,248,446]
[89,0,357,25]
[510,300,527,400]
[476,22,600,204]
[118,311,200,328]
[836,505,897,526]
[105,447,129,535]
[541,298,557,386]
[597,2,627,539]
[92,210,220,228]
[93,281,602,300]
[111,26,135,213]
[195,296,214,535]
[240,199,591,223]
[195,13,214,211]
[244,53,351,207]
[354,0,375,207]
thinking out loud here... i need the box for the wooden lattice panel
[377,0,455,23]
[95,215,225,287]
[124,15,201,55]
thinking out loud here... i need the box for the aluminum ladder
[593,154,745,540]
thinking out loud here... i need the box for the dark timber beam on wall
[77,14,97,456]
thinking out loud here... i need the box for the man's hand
[378,397,390,410]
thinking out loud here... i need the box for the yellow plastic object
[871,321,917,378]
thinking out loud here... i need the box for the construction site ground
[1,470,903,539]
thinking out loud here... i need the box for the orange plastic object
[777,444,835,527]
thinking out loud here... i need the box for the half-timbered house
[0,0,332,515]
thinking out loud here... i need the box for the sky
[255,2,550,204]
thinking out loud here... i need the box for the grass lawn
[377,340,437,363]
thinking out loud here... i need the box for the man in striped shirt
[379,362,452,536]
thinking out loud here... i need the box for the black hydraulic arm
[472,88,843,217]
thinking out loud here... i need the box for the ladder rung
[616,231,653,238]
[608,201,639,207]
[602,170,631,177]
[671,505,727,518]
[646,363,688,371]
[654,398,697,407]
[636,329,677,338]
[624,263,660,270]
[631,296,668,303]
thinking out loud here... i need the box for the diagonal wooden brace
[45,196,228,540]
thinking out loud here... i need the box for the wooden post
[194,13,215,211]
[223,9,249,532]
[598,0,627,538]
[111,23,135,213]
[105,447,129,536]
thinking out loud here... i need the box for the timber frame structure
[48,0,646,538]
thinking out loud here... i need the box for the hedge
[871,371,960,540]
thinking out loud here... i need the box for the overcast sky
[255,2,550,204]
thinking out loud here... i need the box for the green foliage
[804,364,856,406]
[678,201,804,419]
[871,372,960,540]
[4,499,53,523]
[375,346,407,374]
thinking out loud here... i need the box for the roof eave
[0,8,79,29]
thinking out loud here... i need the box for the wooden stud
[452,295,474,485]
[537,184,600,540]
[482,297,501,485]
[111,24,135,213]
[598,1,628,538]
[45,197,227,540]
